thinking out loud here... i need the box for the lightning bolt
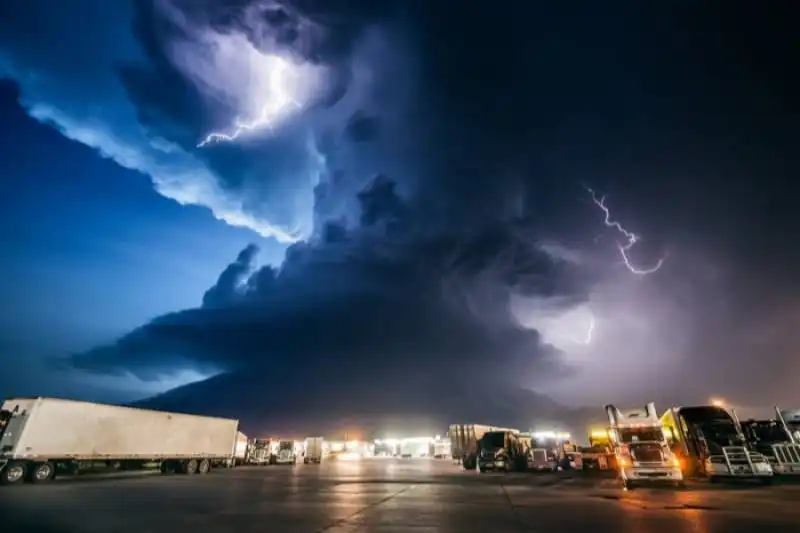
[198,57,300,148]
[571,313,595,345]
[586,186,665,275]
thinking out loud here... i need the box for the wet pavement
[2,458,799,532]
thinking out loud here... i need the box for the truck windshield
[279,441,293,450]
[481,432,505,449]
[618,428,663,443]
[743,421,789,444]
[680,406,744,451]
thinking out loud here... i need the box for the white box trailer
[303,437,324,464]
[0,397,240,485]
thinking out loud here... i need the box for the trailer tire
[198,459,211,475]
[0,461,27,485]
[185,459,199,475]
[29,462,55,484]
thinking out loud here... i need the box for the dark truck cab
[741,408,800,476]
[661,406,772,482]
[477,431,526,472]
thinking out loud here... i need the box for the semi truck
[448,424,517,469]
[528,431,569,472]
[247,438,274,465]
[477,430,527,472]
[304,437,324,464]
[660,405,773,483]
[0,397,240,485]
[274,440,297,465]
[605,403,684,489]
[741,407,800,475]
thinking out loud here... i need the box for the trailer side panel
[8,397,238,460]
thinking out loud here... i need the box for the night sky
[0,1,796,434]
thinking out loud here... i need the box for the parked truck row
[4,396,796,489]
[0,397,327,486]
[243,437,324,466]
[449,402,800,489]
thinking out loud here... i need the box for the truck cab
[661,405,773,483]
[606,402,683,489]
[274,440,297,465]
[477,430,526,472]
[247,438,273,465]
[740,407,800,476]
[528,431,568,472]
[1,400,35,484]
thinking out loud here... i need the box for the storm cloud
[71,173,592,383]
[0,0,405,241]
[2,1,798,429]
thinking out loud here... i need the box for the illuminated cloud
[0,0,348,242]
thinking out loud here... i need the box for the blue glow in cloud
[0,0,366,243]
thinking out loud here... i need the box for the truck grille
[722,446,751,464]
[532,449,548,462]
[630,444,663,463]
[773,444,800,464]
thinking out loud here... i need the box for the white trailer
[303,437,324,464]
[0,397,240,485]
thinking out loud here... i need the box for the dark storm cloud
[3,0,798,417]
[71,173,594,388]
[202,243,260,308]
[344,110,380,142]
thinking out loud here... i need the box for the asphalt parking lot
[2,458,799,533]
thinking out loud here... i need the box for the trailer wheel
[1,461,26,485]
[198,459,211,475]
[29,462,55,484]
[185,459,199,475]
